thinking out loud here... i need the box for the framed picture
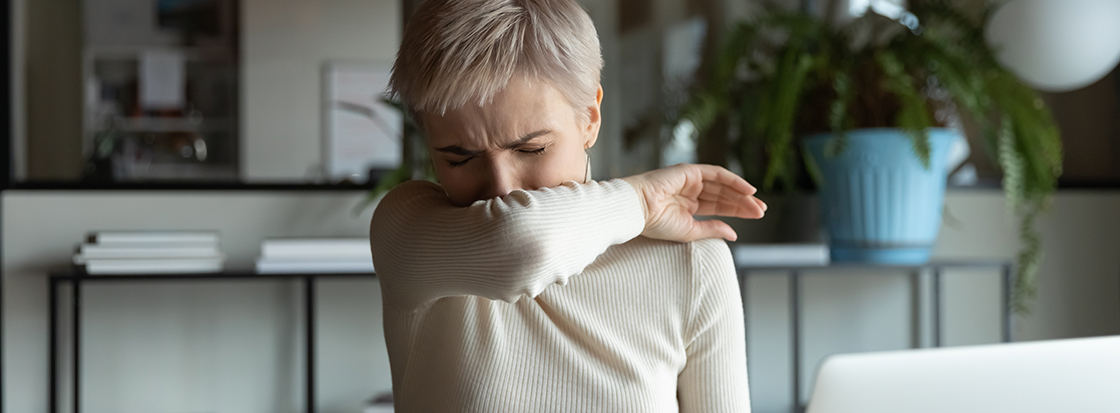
[321,61,403,183]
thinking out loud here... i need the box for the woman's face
[421,77,602,206]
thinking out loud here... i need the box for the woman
[370,0,767,411]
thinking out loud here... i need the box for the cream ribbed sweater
[370,179,750,412]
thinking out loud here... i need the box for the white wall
[241,0,400,181]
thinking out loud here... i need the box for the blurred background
[3,0,1120,412]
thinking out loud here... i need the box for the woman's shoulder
[610,236,689,262]
[683,239,738,289]
[609,234,730,254]
[619,236,732,260]
[688,237,734,259]
[689,238,736,274]
[606,237,736,278]
[599,238,739,313]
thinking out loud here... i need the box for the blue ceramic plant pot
[803,128,963,265]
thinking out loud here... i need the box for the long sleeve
[369,179,645,310]
[677,238,751,412]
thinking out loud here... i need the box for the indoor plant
[677,0,1062,312]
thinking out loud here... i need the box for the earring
[584,148,591,183]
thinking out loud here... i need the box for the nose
[481,157,519,200]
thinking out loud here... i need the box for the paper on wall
[140,51,186,110]
[323,61,403,183]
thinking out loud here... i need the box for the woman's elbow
[495,218,560,299]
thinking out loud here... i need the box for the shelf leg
[49,278,58,413]
[72,277,81,413]
[1002,264,1013,343]
[933,267,942,348]
[909,270,921,348]
[740,270,749,366]
[790,271,802,413]
[305,276,316,413]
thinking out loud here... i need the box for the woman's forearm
[370,179,644,310]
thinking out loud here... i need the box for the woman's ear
[583,86,604,149]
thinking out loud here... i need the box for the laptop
[806,335,1120,413]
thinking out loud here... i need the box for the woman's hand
[622,163,767,243]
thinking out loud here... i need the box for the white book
[732,243,830,267]
[90,231,220,246]
[261,238,371,259]
[83,256,226,275]
[75,244,221,261]
[86,240,220,249]
[255,257,374,274]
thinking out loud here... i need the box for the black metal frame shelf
[735,260,1014,413]
[45,261,1015,413]
[47,270,377,413]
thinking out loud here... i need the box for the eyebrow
[435,130,553,156]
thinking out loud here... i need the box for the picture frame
[321,61,402,183]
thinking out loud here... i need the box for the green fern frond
[998,116,1025,212]
[825,70,853,158]
[1013,206,1043,314]
[763,49,816,189]
[876,50,933,168]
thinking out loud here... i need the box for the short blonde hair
[389,0,603,122]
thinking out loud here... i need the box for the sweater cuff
[599,178,646,242]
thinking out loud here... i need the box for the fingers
[737,197,766,219]
[698,198,766,219]
[695,190,766,218]
[684,163,768,219]
[694,165,764,212]
[636,164,765,243]
[691,164,757,197]
[690,219,738,242]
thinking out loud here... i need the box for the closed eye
[519,147,546,155]
[448,157,473,167]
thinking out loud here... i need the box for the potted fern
[678,0,1062,312]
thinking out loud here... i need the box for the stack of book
[73,231,225,274]
[255,238,374,274]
